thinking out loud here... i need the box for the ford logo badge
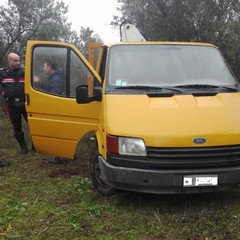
[193,138,206,144]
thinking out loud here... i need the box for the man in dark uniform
[0,53,28,158]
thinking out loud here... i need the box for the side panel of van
[25,41,101,158]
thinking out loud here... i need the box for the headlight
[118,137,146,156]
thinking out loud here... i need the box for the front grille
[147,145,240,169]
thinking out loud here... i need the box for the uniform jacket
[0,67,25,99]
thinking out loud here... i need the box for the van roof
[103,41,217,48]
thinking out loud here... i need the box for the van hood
[105,93,240,147]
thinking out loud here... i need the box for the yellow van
[25,41,240,195]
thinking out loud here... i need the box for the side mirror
[76,85,102,104]
[76,85,89,103]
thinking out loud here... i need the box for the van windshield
[106,44,238,93]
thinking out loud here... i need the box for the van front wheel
[90,150,116,196]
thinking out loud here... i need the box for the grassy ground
[1,104,240,240]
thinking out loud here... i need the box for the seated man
[34,58,65,95]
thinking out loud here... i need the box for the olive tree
[0,0,71,63]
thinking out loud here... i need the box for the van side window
[32,47,67,96]
[69,51,94,97]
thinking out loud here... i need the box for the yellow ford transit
[25,41,240,195]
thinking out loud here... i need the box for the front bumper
[98,156,240,194]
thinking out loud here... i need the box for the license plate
[183,175,218,187]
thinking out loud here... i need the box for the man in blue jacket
[34,58,65,95]
[42,58,65,95]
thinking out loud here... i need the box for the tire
[90,150,116,196]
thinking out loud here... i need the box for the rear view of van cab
[25,41,240,195]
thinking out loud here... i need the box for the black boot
[0,161,10,167]
[14,131,28,154]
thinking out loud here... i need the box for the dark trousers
[7,101,27,133]
[7,101,28,149]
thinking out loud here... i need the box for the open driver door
[25,41,102,159]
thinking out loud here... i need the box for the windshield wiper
[217,86,238,92]
[175,84,218,88]
[115,85,183,93]
[115,85,162,90]
[174,84,238,92]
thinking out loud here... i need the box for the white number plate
[183,175,218,187]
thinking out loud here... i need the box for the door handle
[25,93,30,105]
